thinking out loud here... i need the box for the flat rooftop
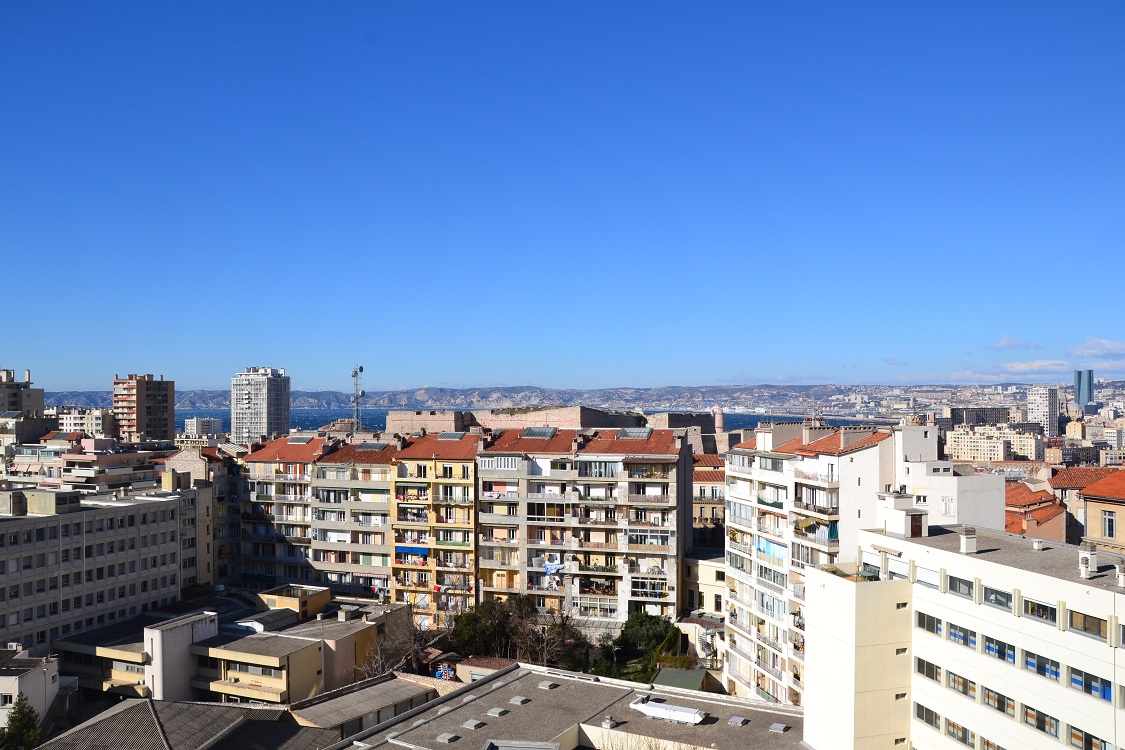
[868,525,1125,592]
[195,632,317,658]
[328,664,802,750]
[291,676,435,728]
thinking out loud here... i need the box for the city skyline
[4,3,1124,390]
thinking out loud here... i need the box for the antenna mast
[351,365,365,434]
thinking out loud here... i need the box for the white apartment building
[947,424,1045,462]
[1029,386,1061,439]
[231,367,290,446]
[804,524,1125,750]
[49,408,117,439]
[183,417,223,436]
[723,420,1003,705]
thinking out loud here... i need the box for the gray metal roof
[291,677,434,728]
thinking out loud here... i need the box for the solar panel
[521,426,557,439]
[618,427,652,439]
[288,436,312,444]
[438,432,466,440]
[356,442,389,451]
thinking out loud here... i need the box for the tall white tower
[1027,385,1060,438]
[231,367,290,445]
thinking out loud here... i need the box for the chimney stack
[959,527,977,555]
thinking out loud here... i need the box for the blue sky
[3,3,1123,391]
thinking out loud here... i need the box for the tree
[0,693,42,750]
[354,605,433,679]
[619,612,672,653]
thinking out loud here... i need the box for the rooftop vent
[769,723,789,734]
[959,527,977,555]
[728,716,748,726]
[538,681,558,690]
[601,716,617,729]
[628,696,706,725]
[463,720,485,730]
[509,696,529,705]
[435,733,460,744]
[487,708,508,718]
[1032,539,1045,551]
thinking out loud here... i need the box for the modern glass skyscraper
[1074,369,1095,407]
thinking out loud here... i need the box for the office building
[231,367,290,446]
[1075,369,1096,408]
[112,374,174,442]
[1028,385,1061,438]
[476,427,692,633]
[723,421,1004,705]
[803,524,1125,750]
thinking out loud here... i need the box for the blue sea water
[175,409,873,435]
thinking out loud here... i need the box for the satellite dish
[360,390,365,398]
[358,365,364,373]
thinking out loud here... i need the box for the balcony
[480,535,520,546]
[793,468,839,486]
[790,583,805,601]
[527,584,563,594]
[626,494,672,505]
[789,644,804,662]
[580,540,620,550]
[791,530,839,549]
[434,538,472,548]
[755,631,785,653]
[755,523,786,540]
[756,495,785,510]
[791,500,839,519]
[728,540,754,556]
[791,612,805,631]
[755,577,786,596]
[528,515,569,524]
[755,658,784,681]
[395,514,431,525]
[577,516,620,526]
[273,473,310,482]
[436,559,472,570]
[755,686,780,703]
[629,589,669,600]
[578,563,619,573]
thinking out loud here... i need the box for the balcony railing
[755,577,786,596]
[755,658,784,681]
[756,495,785,509]
[755,686,780,703]
[793,468,839,484]
[792,531,839,548]
[626,494,672,504]
[755,631,785,653]
[791,500,840,516]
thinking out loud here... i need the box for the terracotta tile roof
[40,430,59,440]
[693,469,725,483]
[1004,481,1056,508]
[317,441,400,466]
[1049,466,1121,491]
[199,446,224,463]
[483,429,579,454]
[693,454,724,467]
[761,429,892,457]
[731,437,757,450]
[395,432,479,461]
[770,437,806,455]
[244,436,337,464]
[577,429,680,456]
[1005,503,1066,534]
[1078,470,1125,502]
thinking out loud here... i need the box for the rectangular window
[1070,667,1112,702]
[983,587,1012,611]
[1069,727,1110,750]
[1023,706,1059,738]
[984,636,1016,664]
[914,702,940,730]
[915,657,940,682]
[1069,611,1108,641]
[946,671,976,699]
[1103,510,1116,539]
[1023,598,1057,624]
[916,611,941,635]
[947,622,976,648]
[1024,650,1060,681]
[947,575,973,598]
[946,720,975,747]
[983,687,1015,717]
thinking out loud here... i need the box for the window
[947,622,976,648]
[1024,650,1060,681]
[983,687,1015,716]
[984,635,1016,664]
[1023,598,1057,624]
[914,702,940,730]
[947,575,973,598]
[1103,510,1116,539]
[983,586,1011,611]
[1070,667,1112,702]
[915,657,940,682]
[916,611,941,635]
[947,669,976,698]
[0,695,11,706]
[946,720,975,747]
[1023,706,1058,738]
[1070,611,1107,641]
[1069,727,1110,750]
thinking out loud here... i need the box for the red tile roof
[731,437,756,450]
[1005,503,1066,534]
[1004,481,1055,508]
[577,429,680,456]
[395,432,479,461]
[1049,466,1121,491]
[244,436,337,464]
[482,429,579,454]
[693,469,725,483]
[763,429,893,457]
[693,454,724,467]
[1078,470,1125,502]
[317,441,401,466]
[770,437,806,455]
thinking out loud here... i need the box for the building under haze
[1075,368,1096,411]
[231,367,291,445]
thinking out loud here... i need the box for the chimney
[1032,539,1044,551]
[24,369,30,383]
[959,527,977,554]
[1079,541,1098,577]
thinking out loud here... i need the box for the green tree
[0,693,43,750]
[619,612,672,653]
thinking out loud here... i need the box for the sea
[175,409,880,435]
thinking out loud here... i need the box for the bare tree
[511,606,587,667]
[354,605,436,679]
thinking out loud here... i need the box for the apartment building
[1076,470,1125,556]
[49,407,116,439]
[242,436,340,590]
[231,367,290,445]
[1028,385,1061,439]
[477,426,692,633]
[723,421,1003,705]
[112,374,174,442]
[0,370,44,417]
[0,650,59,728]
[947,424,1045,462]
[691,454,726,550]
[391,433,478,630]
[164,446,243,584]
[804,524,1125,750]
[0,486,182,654]
[183,416,223,436]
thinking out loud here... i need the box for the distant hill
[43,384,854,412]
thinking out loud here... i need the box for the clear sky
[3,2,1123,391]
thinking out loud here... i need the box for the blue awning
[396,546,429,556]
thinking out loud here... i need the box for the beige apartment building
[1076,469,1125,555]
[476,426,692,632]
[0,370,44,416]
[112,374,174,442]
[946,423,1045,462]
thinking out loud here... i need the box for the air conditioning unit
[6,643,22,651]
